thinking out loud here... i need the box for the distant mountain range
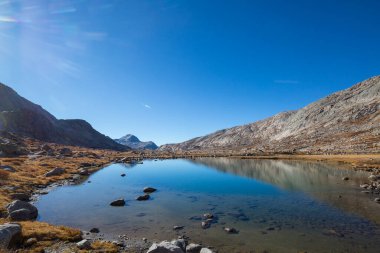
[115,134,158,150]
[0,83,127,151]
[159,76,380,154]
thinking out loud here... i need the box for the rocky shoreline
[1,140,380,252]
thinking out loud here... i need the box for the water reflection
[34,159,380,253]
[191,158,380,224]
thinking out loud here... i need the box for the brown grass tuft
[20,221,82,242]
[90,240,119,253]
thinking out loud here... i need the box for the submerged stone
[136,194,150,201]
[110,199,125,206]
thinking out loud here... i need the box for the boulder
[186,243,202,253]
[136,194,150,201]
[368,174,380,181]
[0,142,28,156]
[11,193,31,201]
[79,168,89,176]
[360,184,369,189]
[77,239,91,250]
[144,187,157,193]
[7,200,38,221]
[9,209,37,221]
[0,223,22,249]
[200,248,214,253]
[110,199,125,206]
[147,240,184,253]
[90,228,100,233]
[45,167,65,177]
[171,239,186,251]
[72,174,81,181]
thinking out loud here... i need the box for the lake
[34,158,380,252]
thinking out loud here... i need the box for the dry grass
[17,221,81,253]
[20,221,82,241]
[0,170,10,180]
[90,240,119,253]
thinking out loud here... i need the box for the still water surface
[35,158,380,252]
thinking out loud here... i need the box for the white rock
[200,248,215,253]
[147,240,184,253]
[77,239,91,250]
[186,243,202,253]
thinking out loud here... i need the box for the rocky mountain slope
[0,83,128,151]
[115,134,158,150]
[160,76,380,154]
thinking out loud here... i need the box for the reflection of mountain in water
[191,158,380,224]
[192,158,362,191]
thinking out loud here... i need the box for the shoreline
[1,145,380,252]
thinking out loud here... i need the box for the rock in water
[90,228,100,233]
[45,167,65,177]
[7,200,38,221]
[201,221,211,229]
[136,194,150,201]
[147,240,184,253]
[110,199,125,206]
[203,213,214,219]
[143,187,157,193]
[0,223,21,249]
[224,227,239,234]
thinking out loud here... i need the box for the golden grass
[90,240,119,253]
[16,221,81,253]
[20,221,82,241]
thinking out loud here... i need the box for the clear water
[35,158,380,252]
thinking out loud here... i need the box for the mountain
[159,76,380,154]
[0,82,128,151]
[115,134,158,150]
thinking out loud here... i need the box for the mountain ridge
[0,82,128,151]
[115,134,158,150]
[159,76,380,154]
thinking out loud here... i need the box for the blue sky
[1,0,379,145]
